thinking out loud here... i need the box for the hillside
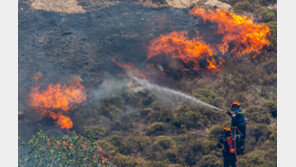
[19,0,277,166]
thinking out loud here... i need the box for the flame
[147,31,220,72]
[190,7,270,56]
[29,76,87,130]
[111,58,149,79]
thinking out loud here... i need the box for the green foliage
[18,131,111,167]
[80,125,109,140]
[260,10,276,22]
[262,100,277,118]
[239,149,276,167]
[246,105,270,124]
[266,21,277,52]
[146,122,168,136]
[154,136,174,150]
[199,154,221,167]
[233,1,256,13]
[208,125,225,140]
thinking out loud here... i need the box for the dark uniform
[230,108,246,139]
[227,102,246,155]
[217,129,243,167]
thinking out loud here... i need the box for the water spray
[132,76,226,112]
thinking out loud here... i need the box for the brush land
[18,0,276,166]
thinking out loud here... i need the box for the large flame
[29,76,87,130]
[147,31,219,72]
[146,8,270,73]
[190,7,270,56]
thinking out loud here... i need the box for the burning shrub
[147,31,220,72]
[146,7,271,75]
[190,7,270,57]
[28,76,87,130]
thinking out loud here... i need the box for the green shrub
[208,125,225,140]
[146,122,168,136]
[266,21,277,52]
[140,108,154,117]
[112,153,138,167]
[246,105,270,124]
[260,10,276,22]
[80,125,109,140]
[239,150,266,167]
[199,154,221,167]
[262,100,277,118]
[233,1,256,12]
[154,136,174,150]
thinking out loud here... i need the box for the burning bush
[147,31,220,72]
[146,7,271,74]
[28,76,87,130]
[190,7,270,56]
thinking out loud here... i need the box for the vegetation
[19,131,111,167]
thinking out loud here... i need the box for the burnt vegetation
[19,0,276,166]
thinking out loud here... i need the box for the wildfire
[111,58,149,79]
[29,75,87,130]
[146,8,270,73]
[147,31,220,72]
[190,7,270,56]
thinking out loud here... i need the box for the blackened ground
[18,1,205,139]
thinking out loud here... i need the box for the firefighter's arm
[226,110,232,117]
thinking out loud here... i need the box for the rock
[77,0,120,11]
[31,0,86,13]
[165,0,200,8]
[137,0,231,9]
[204,0,232,10]
[70,74,83,82]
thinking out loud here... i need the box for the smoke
[91,76,132,108]
[132,76,226,112]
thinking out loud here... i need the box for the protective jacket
[217,130,243,154]
[230,109,246,128]
[217,130,242,167]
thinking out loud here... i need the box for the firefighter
[217,127,242,167]
[226,100,246,154]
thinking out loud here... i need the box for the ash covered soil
[19,0,198,135]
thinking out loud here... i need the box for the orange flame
[190,7,270,56]
[147,31,220,72]
[111,58,149,79]
[29,76,87,130]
